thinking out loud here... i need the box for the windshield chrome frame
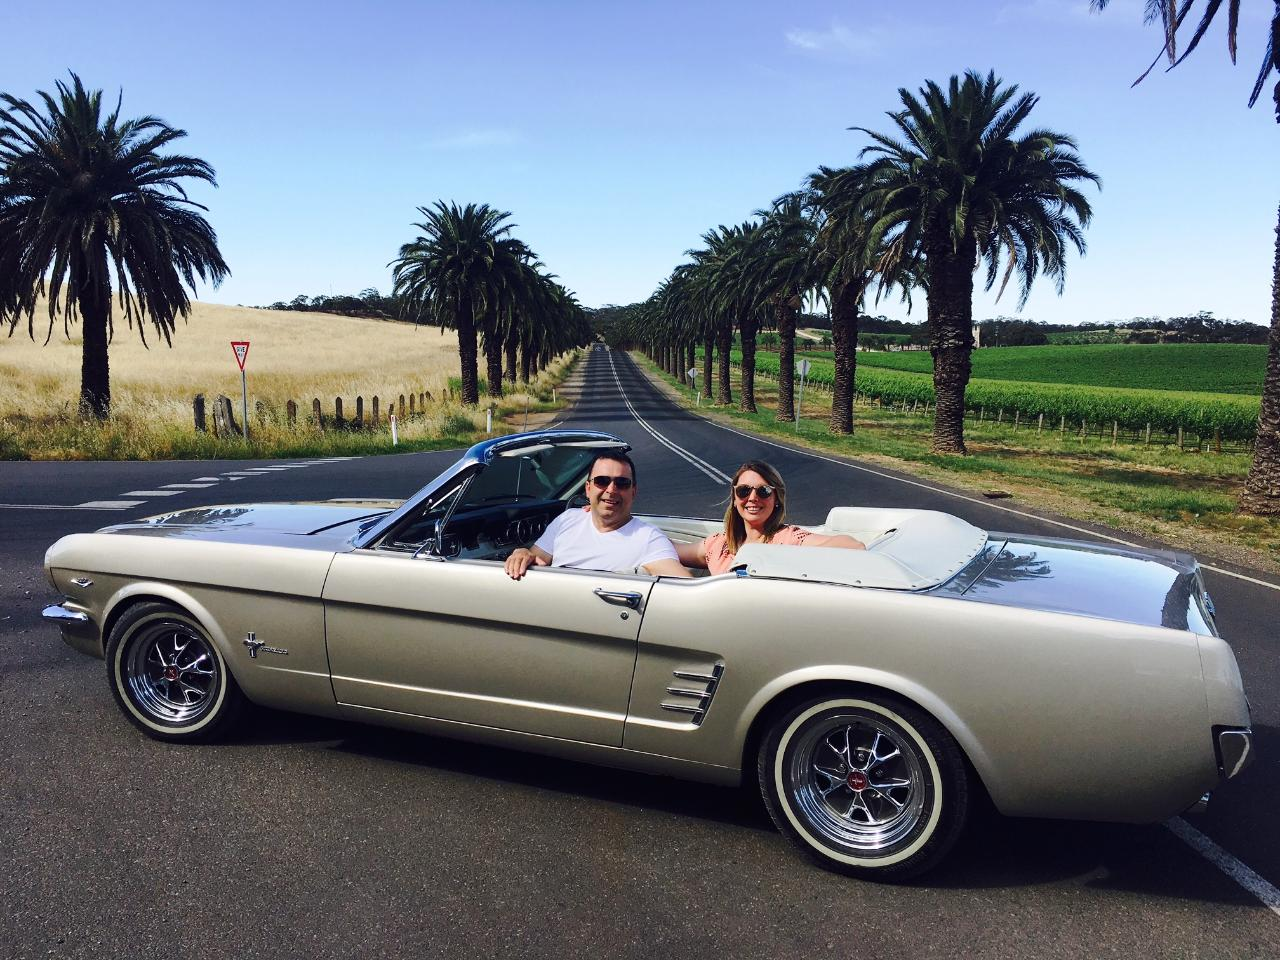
[352,429,629,551]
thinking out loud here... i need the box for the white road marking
[191,476,221,481]
[608,354,731,484]
[222,471,260,476]
[121,490,183,497]
[161,483,217,489]
[0,501,142,510]
[1166,818,1280,918]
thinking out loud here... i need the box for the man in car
[504,451,691,579]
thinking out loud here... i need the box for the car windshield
[460,445,605,506]
[377,443,624,555]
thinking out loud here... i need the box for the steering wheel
[566,491,590,510]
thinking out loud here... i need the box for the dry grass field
[1,300,463,416]
[0,301,571,459]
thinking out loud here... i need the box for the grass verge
[634,353,1280,573]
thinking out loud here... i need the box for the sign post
[796,358,811,433]
[687,368,699,407]
[230,341,250,438]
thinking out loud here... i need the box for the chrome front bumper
[42,602,89,623]
[41,601,102,658]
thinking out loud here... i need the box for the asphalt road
[2,347,1277,959]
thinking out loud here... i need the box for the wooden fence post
[219,395,239,436]
[1145,422,1151,445]
[312,397,323,429]
[335,397,344,428]
[193,394,206,432]
[409,393,416,418]
[372,396,380,426]
[1177,425,1184,450]
[287,400,297,426]
[356,395,364,428]
[1059,415,1065,434]
[1037,413,1043,435]
[400,394,407,417]
[1112,421,1118,445]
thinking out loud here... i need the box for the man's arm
[505,544,552,580]
[642,557,694,578]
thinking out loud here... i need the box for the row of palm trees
[0,74,590,422]
[390,202,591,406]
[610,70,1098,458]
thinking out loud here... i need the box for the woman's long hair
[723,460,788,554]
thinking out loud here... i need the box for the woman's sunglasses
[734,484,775,500]
[590,475,634,490]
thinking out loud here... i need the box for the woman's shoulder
[772,524,812,545]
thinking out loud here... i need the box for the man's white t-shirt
[534,509,678,573]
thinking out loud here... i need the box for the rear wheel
[106,602,245,743]
[758,693,969,880]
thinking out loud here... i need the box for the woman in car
[677,460,865,574]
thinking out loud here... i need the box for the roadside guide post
[688,368,699,406]
[796,358,810,433]
[230,341,250,439]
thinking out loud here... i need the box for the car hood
[95,500,402,548]
[935,533,1218,635]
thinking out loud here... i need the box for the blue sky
[4,0,1277,325]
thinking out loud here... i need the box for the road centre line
[607,354,730,484]
[120,490,183,497]
[162,483,217,489]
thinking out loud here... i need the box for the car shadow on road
[239,708,1268,903]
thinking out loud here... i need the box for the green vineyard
[730,350,1262,441]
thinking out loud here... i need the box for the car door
[322,552,652,747]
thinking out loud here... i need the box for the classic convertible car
[42,430,1253,879]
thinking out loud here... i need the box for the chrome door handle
[593,588,643,610]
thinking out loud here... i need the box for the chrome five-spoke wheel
[106,602,245,742]
[759,694,970,880]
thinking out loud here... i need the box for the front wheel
[106,602,246,743]
[758,693,970,881]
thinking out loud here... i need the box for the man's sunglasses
[734,484,775,500]
[590,475,634,490]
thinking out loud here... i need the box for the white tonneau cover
[735,508,988,591]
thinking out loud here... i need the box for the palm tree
[0,74,230,419]
[755,194,818,422]
[390,201,526,405]
[853,71,1098,453]
[1090,1,1280,512]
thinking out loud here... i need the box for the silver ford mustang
[42,430,1254,880]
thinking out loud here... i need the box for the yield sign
[231,341,250,370]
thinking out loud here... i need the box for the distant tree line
[258,288,401,320]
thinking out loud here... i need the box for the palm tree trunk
[775,299,797,422]
[829,282,860,435]
[504,330,518,383]
[520,331,534,383]
[702,334,713,399]
[716,323,733,405]
[739,317,758,413]
[77,244,112,419]
[485,329,504,399]
[458,301,480,405]
[1241,201,1280,514]
[928,237,976,455]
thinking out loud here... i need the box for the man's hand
[505,546,551,580]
